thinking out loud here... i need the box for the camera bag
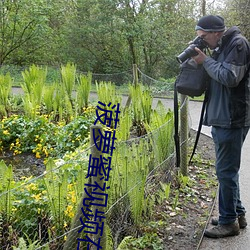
[175,58,209,97]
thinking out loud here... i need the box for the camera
[176,36,208,64]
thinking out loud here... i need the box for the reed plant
[60,63,76,102]
[0,161,14,223]
[43,84,55,114]
[43,159,68,231]
[108,138,152,226]
[0,73,12,117]
[96,81,122,106]
[21,65,47,118]
[129,83,152,129]
[145,100,174,164]
[76,72,92,112]
[52,82,73,122]
[116,109,132,141]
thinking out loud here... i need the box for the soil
[0,152,45,180]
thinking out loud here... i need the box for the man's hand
[192,47,207,64]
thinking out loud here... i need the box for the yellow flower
[71,195,76,204]
[64,205,74,218]
[32,193,42,201]
[36,152,41,159]
[26,183,37,191]
[12,207,17,212]
[3,130,9,135]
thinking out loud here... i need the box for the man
[192,15,250,238]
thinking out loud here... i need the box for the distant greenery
[0,0,240,80]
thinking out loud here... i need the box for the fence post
[133,64,138,86]
[90,125,106,250]
[63,125,106,250]
[125,64,138,110]
[180,94,188,176]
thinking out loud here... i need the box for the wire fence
[0,67,189,249]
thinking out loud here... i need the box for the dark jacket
[203,26,250,128]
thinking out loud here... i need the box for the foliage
[0,161,14,222]
[145,100,175,164]
[117,233,163,250]
[0,73,12,117]
[76,72,92,109]
[129,83,153,135]
[0,0,232,78]
[12,234,46,250]
[21,65,47,118]
[0,0,52,65]
[0,112,95,158]
[0,72,178,248]
[96,81,122,108]
[61,63,76,102]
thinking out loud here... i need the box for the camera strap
[189,91,208,164]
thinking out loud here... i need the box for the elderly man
[192,15,250,238]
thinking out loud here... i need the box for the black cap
[195,15,225,32]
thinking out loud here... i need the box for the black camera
[176,36,208,63]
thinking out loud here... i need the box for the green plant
[109,139,152,226]
[158,182,171,202]
[76,72,92,110]
[117,233,163,250]
[21,65,47,118]
[43,159,68,230]
[129,83,152,125]
[60,62,76,102]
[0,161,14,222]
[178,173,191,189]
[0,73,12,117]
[0,111,95,158]
[145,100,174,164]
[12,177,49,241]
[96,81,122,107]
[43,84,56,114]
[172,190,180,210]
[116,109,132,141]
[12,233,48,250]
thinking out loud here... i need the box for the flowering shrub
[0,106,96,158]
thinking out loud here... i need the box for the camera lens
[176,45,198,63]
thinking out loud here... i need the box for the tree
[220,0,250,39]
[0,0,47,65]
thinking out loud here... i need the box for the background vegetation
[0,0,249,81]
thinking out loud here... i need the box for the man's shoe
[204,222,240,238]
[211,214,247,229]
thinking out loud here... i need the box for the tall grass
[0,73,12,116]
[60,63,76,102]
[76,72,92,111]
[145,100,174,164]
[0,161,14,223]
[21,65,47,118]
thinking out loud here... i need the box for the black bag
[175,58,209,97]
